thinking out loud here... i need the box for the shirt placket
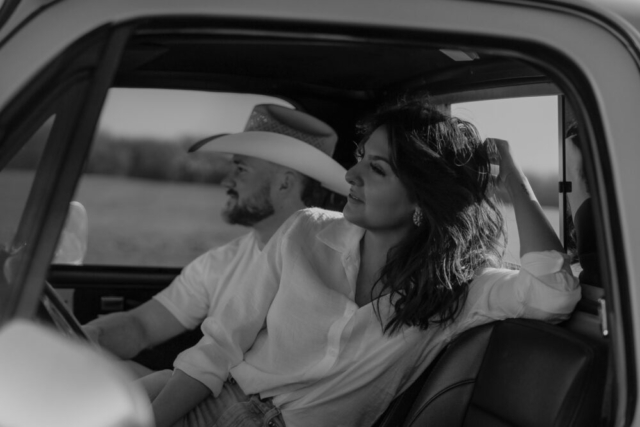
[300,249,359,381]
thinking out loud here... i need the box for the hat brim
[192,131,349,196]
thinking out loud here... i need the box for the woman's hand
[487,138,525,188]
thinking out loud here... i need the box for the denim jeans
[178,378,286,427]
[213,394,285,427]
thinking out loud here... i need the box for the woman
[143,97,579,427]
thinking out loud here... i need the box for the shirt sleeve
[153,251,219,330]
[457,250,581,332]
[172,211,302,396]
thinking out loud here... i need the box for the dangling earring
[413,208,423,227]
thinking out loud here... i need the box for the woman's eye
[371,163,385,176]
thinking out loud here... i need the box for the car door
[1,0,640,425]
[0,24,135,321]
[0,19,156,427]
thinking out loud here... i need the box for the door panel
[48,265,203,370]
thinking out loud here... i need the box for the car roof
[111,18,552,167]
[117,26,545,99]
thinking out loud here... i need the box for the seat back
[397,319,607,427]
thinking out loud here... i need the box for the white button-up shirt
[174,208,580,427]
[154,231,261,329]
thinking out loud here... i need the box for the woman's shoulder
[291,207,344,226]
[276,207,345,239]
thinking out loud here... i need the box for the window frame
[0,24,133,324]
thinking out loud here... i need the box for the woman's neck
[354,228,410,307]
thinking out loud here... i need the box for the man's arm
[83,299,188,359]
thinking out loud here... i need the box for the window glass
[452,96,559,265]
[0,115,57,302]
[74,89,292,267]
[0,116,54,256]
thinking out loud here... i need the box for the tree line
[8,127,560,206]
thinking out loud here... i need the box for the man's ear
[278,169,299,192]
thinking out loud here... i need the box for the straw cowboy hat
[189,104,349,196]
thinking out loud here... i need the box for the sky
[452,97,558,175]
[97,89,291,142]
[98,89,559,175]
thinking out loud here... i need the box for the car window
[71,88,292,267]
[452,96,559,265]
[0,116,54,257]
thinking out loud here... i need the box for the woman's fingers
[486,138,520,185]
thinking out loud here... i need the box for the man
[83,104,349,375]
[564,122,599,285]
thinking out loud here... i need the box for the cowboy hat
[189,104,349,196]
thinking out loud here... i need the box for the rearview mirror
[53,201,88,265]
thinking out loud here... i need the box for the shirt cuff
[521,250,571,277]
[520,250,581,320]
[153,294,198,330]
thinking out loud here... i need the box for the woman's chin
[343,206,364,227]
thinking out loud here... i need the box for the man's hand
[82,323,102,346]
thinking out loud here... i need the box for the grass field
[0,170,247,267]
[73,174,248,266]
[1,170,558,267]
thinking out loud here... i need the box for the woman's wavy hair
[360,96,506,334]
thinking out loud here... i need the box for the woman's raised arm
[490,138,564,257]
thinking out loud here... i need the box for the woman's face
[343,125,416,234]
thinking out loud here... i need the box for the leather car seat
[375,318,607,427]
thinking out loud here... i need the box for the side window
[73,89,292,267]
[0,79,89,315]
[452,96,560,264]
[0,116,54,258]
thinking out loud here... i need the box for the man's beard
[222,183,275,226]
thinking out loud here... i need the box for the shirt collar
[316,215,365,255]
[317,216,407,313]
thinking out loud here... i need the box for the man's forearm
[83,312,148,359]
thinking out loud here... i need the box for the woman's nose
[345,162,362,186]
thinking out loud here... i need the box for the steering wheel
[38,281,89,341]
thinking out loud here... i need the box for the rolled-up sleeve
[172,277,276,395]
[458,251,581,332]
[172,212,300,396]
[154,252,216,330]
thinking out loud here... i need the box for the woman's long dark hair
[361,96,506,334]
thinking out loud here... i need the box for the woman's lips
[348,193,363,203]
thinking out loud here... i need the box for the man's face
[221,155,276,226]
